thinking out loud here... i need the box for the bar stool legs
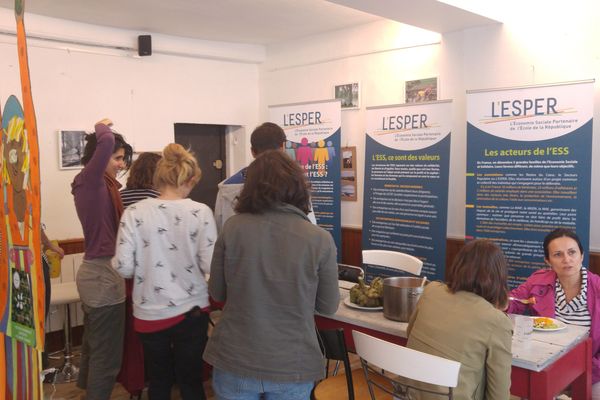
[54,303,79,383]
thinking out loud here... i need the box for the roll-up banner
[363,100,452,281]
[269,100,342,258]
[466,80,594,288]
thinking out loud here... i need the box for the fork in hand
[509,296,536,305]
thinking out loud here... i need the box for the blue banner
[269,100,342,258]
[466,81,594,288]
[363,101,452,281]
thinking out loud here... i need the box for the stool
[49,281,80,383]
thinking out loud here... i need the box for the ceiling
[0,0,381,45]
[0,0,499,45]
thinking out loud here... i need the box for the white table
[512,321,589,372]
[315,287,593,399]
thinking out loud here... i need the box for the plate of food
[345,277,383,310]
[343,297,383,311]
[532,317,566,331]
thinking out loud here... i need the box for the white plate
[532,317,566,331]
[343,297,383,311]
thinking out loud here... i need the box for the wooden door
[174,123,226,210]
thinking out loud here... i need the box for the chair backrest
[316,329,355,400]
[362,249,423,276]
[352,330,460,398]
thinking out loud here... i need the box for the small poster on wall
[334,82,360,110]
[405,77,438,103]
[59,130,87,169]
[341,146,357,201]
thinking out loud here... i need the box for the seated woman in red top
[507,228,600,398]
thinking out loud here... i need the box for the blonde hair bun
[154,143,202,189]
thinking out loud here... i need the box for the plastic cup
[512,315,533,342]
[46,245,62,279]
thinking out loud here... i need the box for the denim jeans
[212,368,313,400]
[138,311,209,400]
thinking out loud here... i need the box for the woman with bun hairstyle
[115,143,217,400]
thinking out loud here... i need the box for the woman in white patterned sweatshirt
[115,143,217,400]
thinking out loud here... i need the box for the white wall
[3,2,600,249]
[260,2,600,250]
[0,8,261,240]
[260,20,442,229]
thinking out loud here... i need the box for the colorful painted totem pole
[1,0,45,398]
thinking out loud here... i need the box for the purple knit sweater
[71,124,119,260]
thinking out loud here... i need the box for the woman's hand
[47,242,65,259]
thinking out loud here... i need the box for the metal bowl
[382,277,424,322]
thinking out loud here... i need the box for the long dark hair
[235,150,310,215]
[447,239,508,308]
[81,131,133,170]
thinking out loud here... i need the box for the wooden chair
[352,330,461,399]
[362,249,423,276]
[312,329,388,400]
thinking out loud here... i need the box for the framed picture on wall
[334,82,360,110]
[341,146,357,201]
[405,77,438,103]
[58,130,87,169]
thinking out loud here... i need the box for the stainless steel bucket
[383,277,424,322]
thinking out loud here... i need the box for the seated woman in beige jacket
[407,239,512,400]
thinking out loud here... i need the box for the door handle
[213,159,223,169]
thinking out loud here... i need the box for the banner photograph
[362,100,452,281]
[269,100,342,256]
[466,81,594,288]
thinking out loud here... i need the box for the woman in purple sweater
[507,228,600,398]
[71,118,132,400]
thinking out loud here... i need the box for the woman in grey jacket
[203,150,339,400]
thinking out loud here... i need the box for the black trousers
[138,310,209,400]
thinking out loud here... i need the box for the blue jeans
[212,368,313,400]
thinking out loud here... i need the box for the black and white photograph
[58,130,87,169]
[334,82,360,110]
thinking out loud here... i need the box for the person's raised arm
[82,118,115,183]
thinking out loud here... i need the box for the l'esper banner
[269,100,341,257]
[466,80,594,288]
[363,100,452,281]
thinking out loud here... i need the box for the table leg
[570,338,592,400]
[529,370,552,400]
